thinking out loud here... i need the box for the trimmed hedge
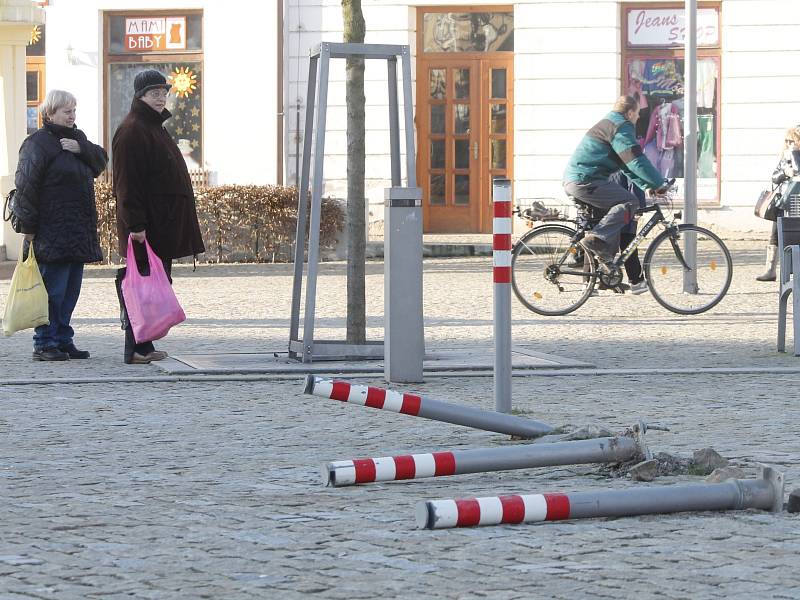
[94,182,345,264]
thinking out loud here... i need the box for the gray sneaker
[630,280,649,295]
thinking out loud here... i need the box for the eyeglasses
[144,90,169,99]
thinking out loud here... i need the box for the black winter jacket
[14,122,108,263]
[112,99,205,260]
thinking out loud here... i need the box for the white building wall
[36,1,800,231]
[43,0,279,185]
[286,0,413,228]
[513,1,620,207]
[718,0,800,232]
[292,0,800,234]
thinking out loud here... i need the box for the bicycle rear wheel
[511,225,596,316]
[644,224,732,315]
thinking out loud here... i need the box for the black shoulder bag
[2,188,22,233]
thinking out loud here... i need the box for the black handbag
[2,188,22,233]
[754,187,785,221]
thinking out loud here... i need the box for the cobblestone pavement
[1,239,799,599]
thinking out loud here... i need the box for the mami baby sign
[125,17,186,52]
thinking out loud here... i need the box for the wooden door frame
[416,6,514,234]
[479,55,513,233]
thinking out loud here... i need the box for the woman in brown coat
[112,69,205,364]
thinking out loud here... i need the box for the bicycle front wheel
[511,225,596,316]
[644,224,732,315]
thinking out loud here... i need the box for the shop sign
[627,8,719,47]
[124,17,186,52]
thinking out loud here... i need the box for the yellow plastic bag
[2,242,49,337]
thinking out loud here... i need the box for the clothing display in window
[698,113,715,178]
[697,61,718,109]
[626,57,719,199]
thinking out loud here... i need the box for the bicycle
[510,186,733,316]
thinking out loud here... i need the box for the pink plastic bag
[121,237,185,343]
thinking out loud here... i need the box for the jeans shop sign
[627,8,720,47]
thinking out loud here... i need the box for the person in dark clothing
[13,89,108,361]
[112,69,205,364]
[756,127,800,282]
[563,95,670,263]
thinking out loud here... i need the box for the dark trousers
[114,241,172,359]
[619,231,643,284]
[34,262,84,351]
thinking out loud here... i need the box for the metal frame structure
[289,42,418,363]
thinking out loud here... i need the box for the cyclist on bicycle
[563,95,670,263]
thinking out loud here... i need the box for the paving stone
[0,243,798,597]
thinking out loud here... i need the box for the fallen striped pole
[304,375,554,438]
[416,465,785,529]
[324,435,644,486]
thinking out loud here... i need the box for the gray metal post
[387,57,401,187]
[304,375,554,438]
[683,0,699,293]
[301,44,331,363]
[289,56,318,351]
[324,435,645,486]
[417,465,785,529]
[384,187,424,383]
[493,178,513,413]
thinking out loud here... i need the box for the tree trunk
[342,0,366,344]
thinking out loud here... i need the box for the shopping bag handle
[20,238,36,265]
[126,234,151,281]
[125,234,165,281]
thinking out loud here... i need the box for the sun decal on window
[29,25,41,46]
[169,66,197,98]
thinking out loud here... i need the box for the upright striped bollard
[304,375,553,438]
[324,435,644,486]
[416,465,785,529]
[493,178,513,413]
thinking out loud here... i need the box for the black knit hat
[133,69,171,98]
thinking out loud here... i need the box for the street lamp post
[683,0,699,293]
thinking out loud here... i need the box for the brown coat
[112,99,205,260]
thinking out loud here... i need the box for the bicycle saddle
[567,196,606,223]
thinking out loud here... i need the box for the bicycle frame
[614,205,666,267]
[515,198,688,278]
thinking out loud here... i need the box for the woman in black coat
[756,127,800,282]
[112,69,205,364]
[13,89,108,362]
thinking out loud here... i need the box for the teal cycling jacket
[563,110,666,191]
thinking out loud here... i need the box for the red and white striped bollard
[493,178,513,413]
[304,375,553,438]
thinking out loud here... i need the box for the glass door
[481,58,512,232]
[420,60,480,232]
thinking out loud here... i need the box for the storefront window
[108,62,202,167]
[26,24,45,134]
[623,5,721,204]
[104,11,203,166]
[422,11,513,53]
[625,57,719,201]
